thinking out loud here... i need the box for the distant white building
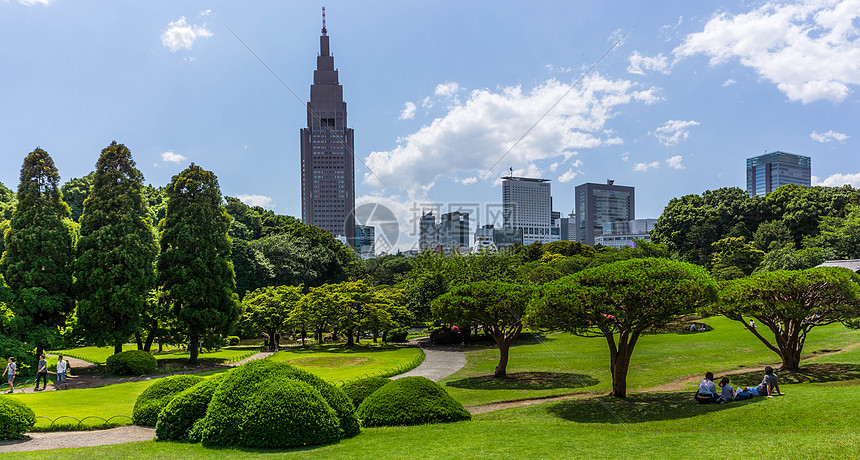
[817,260,860,272]
[594,218,657,248]
[502,176,554,245]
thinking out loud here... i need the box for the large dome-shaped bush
[0,397,35,440]
[356,376,471,427]
[133,374,205,426]
[196,359,358,447]
[106,350,157,376]
[342,377,391,409]
[155,374,225,441]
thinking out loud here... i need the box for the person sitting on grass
[3,357,15,394]
[695,371,720,404]
[718,377,735,403]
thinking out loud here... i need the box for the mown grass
[442,316,860,406]
[5,379,858,459]
[268,344,423,383]
[53,346,255,366]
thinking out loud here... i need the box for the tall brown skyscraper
[301,13,355,246]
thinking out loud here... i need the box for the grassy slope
[53,346,253,365]
[443,316,860,406]
[268,345,422,382]
[9,380,858,459]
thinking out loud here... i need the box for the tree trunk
[780,348,802,370]
[135,332,143,350]
[372,329,378,343]
[114,341,123,355]
[188,334,199,365]
[611,351,631,398]
[36,346,44,360]
[301,326,306,346]
[495,343,510,379]
[143,328,156,352]
[346,328,355,348]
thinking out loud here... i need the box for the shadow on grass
[547,392,765,423]
[447,372,600,390]
[279,343,405,355]
[727,363,860,387]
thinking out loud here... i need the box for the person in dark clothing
[35,354,48,390]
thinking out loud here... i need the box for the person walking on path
[55,355,68,389]
[36,354,48,390]
[3,357,16,393]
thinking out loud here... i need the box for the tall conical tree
[0,148,76,357]
[75,142,159,355]
[158,164,238,365]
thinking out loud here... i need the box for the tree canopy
[717,267,860,370]
[528,258,718,398]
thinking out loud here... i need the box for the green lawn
[53,346,256,366]
[268,344,423,383]
[7,379,858,459]
[441,316,860,406]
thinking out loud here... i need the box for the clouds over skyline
[813,172,860,188]
[399,102,416,120]
[161,16,213,52]
[364,75,661,197]
[237,194,273,209]
[161,150,187,163]
[627,51,671,75]
[673,0,860,103]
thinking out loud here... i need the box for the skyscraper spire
[321,6,327,35]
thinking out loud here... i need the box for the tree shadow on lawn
[727,363,860,388]
[446,372,600,390]
[283,344,404,355]
[547,392,766,424]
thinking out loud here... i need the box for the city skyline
[1,1,859,251]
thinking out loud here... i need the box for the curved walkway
[392,337,466,382]
[0,426,155,453]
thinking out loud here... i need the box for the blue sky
[2,1,858,251]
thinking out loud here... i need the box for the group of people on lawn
[695,367,782,404]
[3,354,69,394]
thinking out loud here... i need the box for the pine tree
[157,164,238,364]
[0,148,75,357]
[75,142,159,355]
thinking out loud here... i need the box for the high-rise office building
[746,151,811,197]
[575,180,635,247]
[501,176,553,245]
[418,211,437,252]
[438,211,470,254]
[355,225,375,259]
[300,14,356,246]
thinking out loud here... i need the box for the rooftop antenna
[321,6,327,35]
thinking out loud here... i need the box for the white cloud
[17,0,51,5]
[620,152,629,162]
[161,150,187,163]
[812,172,860,187]
[674,0,860,103]
[558,169,579,183]
[634,161,660,172]
[236,194,273,209]
[722,79,737,87]
[666,155,685,169]
[161,17,213,52]
[653,119,700,146]
[399,102,416,120]
[460,177,478,186]
[627,51,671,75]
[810,129,849,143]
[434,82,461,98]
[200,9,212,16]
[364,74,659,196]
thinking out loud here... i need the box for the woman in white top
[3,357,16,393]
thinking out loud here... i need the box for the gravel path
[0,426,155,453]
[391,337,466,382]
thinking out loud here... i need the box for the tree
[75,142,159,355]
[157,164,239,365]
[242,285,303,350]
[805,205,860,260]
[528,258,717,398]
[717,267,860,370]
[710,236,765,280]
[0,181,16,255]
[362,286,409,342]
[433,281,534,378]
[60,173,94,222]
[0,149,76,358]
[756,246,835,273]
[753,220,793,252]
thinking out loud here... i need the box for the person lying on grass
[735,366,783,400]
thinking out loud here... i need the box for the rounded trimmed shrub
[0,397,36,440]
[383,329,408,343]
[230,379,342,448]
[155,374,225,441]
[133,374,205,426]
[342,377,392,408]
[195,359,359,447]
[357,376,471,427]
[226,336,240,346]
[105,350,157,376]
